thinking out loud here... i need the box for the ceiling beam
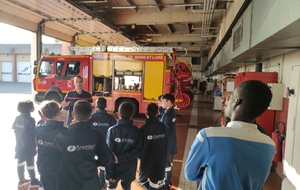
[114,10,204,25]
[138,34,201,43]
[186,23,191,34]
[166,24,174,34]
[154,0,162,11]
[146,25,158,34]
[0,11,37,33]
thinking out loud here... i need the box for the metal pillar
[71,33,77,55]
[36,21,44,60]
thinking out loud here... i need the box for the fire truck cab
[33,46,175,114]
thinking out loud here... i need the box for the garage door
[17,62,31,83]
[1,62,13,82]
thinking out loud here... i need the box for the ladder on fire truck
[68,45,187,53]
[68,45,191,108]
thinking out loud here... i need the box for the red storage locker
[235,72,278,137]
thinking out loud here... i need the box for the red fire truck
[32,46,192,114]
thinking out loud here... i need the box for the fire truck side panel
[144,60,165,100]
[93,60,112,77]
[115,60,143,71]
[92,52,170,114]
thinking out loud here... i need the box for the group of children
[12,93,177,190]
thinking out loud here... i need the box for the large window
[56,62,64,76]
[65,61,80,76]
[39,60,53,76]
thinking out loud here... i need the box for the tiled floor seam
[178,95,198,189]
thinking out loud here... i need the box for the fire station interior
[2,0,300,189]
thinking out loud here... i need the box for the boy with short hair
[138,103,168,190]
[55,100,113,190]
[12,100,39,188]
[90,97,116,189]
[34,100,67,190]
[160,93,177,190]
[105,102,142,190]
[157,95,164,120]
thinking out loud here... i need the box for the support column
[31,32,37,101]
[36,21,44,61]
[70,34,77,55]
[11,48,17,82]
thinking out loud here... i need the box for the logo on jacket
[14,123,24,129]
[147,134,166,140]
[67,145,76,152]
[67,144,96,152]
[37,140,55,147]
[93,122,109,127]
[114,138,134,144]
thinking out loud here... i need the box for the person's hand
[112,152,118,164]
[61,101,70,107]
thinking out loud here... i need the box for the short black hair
[73,100,93,121]
[157,95,163,101]
[162,93,175,104]
[17,100,34,113]
[236,80,272,119]
[146,103,158,118]
[118,102,133,120]
[40,100,60,119]
[97,97,107,110]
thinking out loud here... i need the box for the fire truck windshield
[39,60,54,76]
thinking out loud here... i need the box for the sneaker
[30,179,40,187]
[18,179,31,187]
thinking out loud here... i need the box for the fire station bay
[2,0,300,190]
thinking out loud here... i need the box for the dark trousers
[17,156,36,181]
[99,168,106,189]
[108,179,132,190]
[163,154,174,187]
[40,170,57,190]
[139,167,163,190]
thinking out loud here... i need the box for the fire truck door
[60,60,82,93]
[36,59,56,91]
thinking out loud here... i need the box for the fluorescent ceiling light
[146,34,162,37]
[112,6,136,9]
[78,0,107,3]
[173,3,201,7]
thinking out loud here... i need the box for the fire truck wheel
[185,90,194,101]
[46,93,62,103]
[119,99,138,116]
[174,92,191,109]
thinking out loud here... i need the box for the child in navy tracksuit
[105,102,142,190]
[55,100,113,190]
[157,95,165,120]
[12,100,39,188]
[34,100,67,190]
[160,93,177,190]
[90,97,116,189]
[138,103,168,190]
